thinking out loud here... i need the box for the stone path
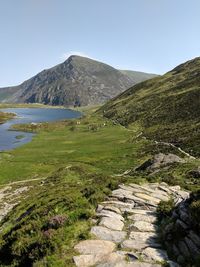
[73,182,190,267]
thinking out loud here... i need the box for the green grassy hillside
[101,57,200,157]
[0,106,200,266]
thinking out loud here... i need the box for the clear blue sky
[0,0,200,87]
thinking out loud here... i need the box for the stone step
[99,216,124,231]
[129,231,158,242]
[96,209,124,221]
[121,239,161,250]
[91,226,126,243]
[130,221,157,232]
[128,213,157,223]
[101,201,134,209]
[141,247,168,263]
[97,261,162,267]
[73,182,186,267]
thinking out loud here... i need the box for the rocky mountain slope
[0,56,156,106]
[120,70,157,84]
[101,57,200,157]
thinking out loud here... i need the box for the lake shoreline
[0,107,81,151]
[0,111,16,125]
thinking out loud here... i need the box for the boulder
[136,153,185,172]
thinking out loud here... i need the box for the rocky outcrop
[73,182,189,267]
[136,153,185,172]
[160,194,200,266]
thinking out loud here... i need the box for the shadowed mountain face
[101,57,200,156]
[0,56,156,106]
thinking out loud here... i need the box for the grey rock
[101,200,134,209]
[96,209,124,221]
[167,260,180,267]
[74,252,125,267]
[91,226,126,243]
[2,56,149,106]
[128,213,157,223]
[184,236,200,255]
[177,240,190,257]
[99,216,124,231]
[136,153,185,172]
[175,219,189,230]
[74,239,116,255]
[142,247,168,262]
[188,230,200,248]
[172,244,180,257]
[103,205,121,214]
[177,255,185,265]
[131,221,157,232]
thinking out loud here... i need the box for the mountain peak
[0,57,157,106]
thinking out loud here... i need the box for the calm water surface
[0,108,81,151]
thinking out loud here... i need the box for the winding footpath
[73,182,189,267]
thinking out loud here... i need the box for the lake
[0,108,81,151]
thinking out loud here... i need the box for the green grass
[0,111,15,124]
[0,110,148,266]
[101,57,200,157]
[0,114,146,184]
[0,105,200,266]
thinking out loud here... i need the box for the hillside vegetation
[101,57,200,157]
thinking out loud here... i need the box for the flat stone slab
[96,209,124,221]
[142,247,168,262]
[134,193,161,204]
[129,213,157,223]
[112,188,133,198]
[129,231,157,242]
[103,205,121,214]
[74,240,115,255]
[91,226,126,243]
[129,184,156,194]
[121,208,156,215]
[122,239,161,250]
[131,221,157,232]
[122,239,150,250]
[99,217,124,231]
[73,254,104,267]
[101,201,134,209]
[150,191,169,201]
[97,261,162,267]
[74,252,125,267]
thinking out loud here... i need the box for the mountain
[101,57,200,157]
[120,70,157,83]
[0,56,156,106]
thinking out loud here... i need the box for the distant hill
[101,57,200,157]
[120,70,157,84]
[0,56,156,106]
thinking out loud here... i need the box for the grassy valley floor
[0,106,199,266]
